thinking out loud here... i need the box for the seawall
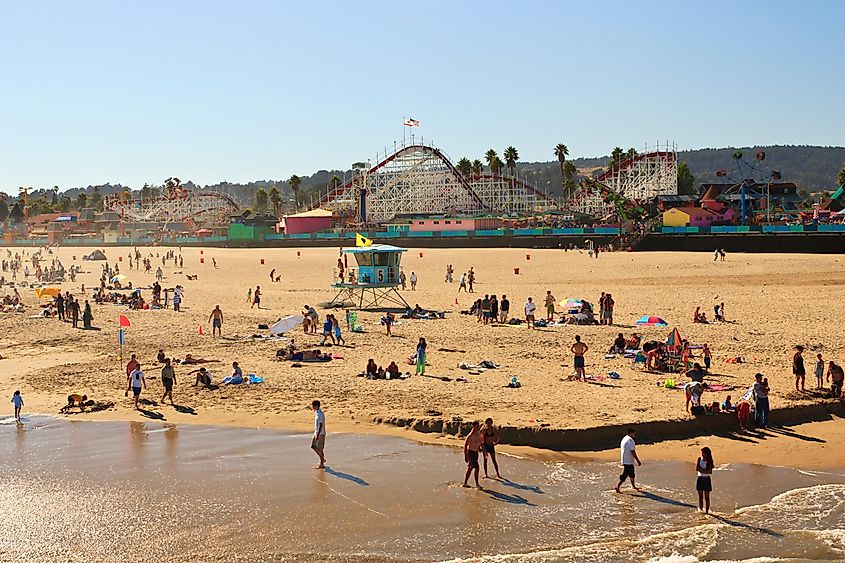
[372,400,845,451]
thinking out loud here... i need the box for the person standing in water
[463,421,483,488]
[481,418,502,479]
[11,390,23,422]
[695,446,714,514]
[311,400,326,469]
[614,428,641,493]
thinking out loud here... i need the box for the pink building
[408,217,501,232]
[282,209,334,235]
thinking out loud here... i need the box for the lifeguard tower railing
[328,244,410,310]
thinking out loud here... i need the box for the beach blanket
[223,374,264,384]
[458,360,500,370]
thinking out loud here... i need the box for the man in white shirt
[524,297,536,329]
[311,400,327,469]
[615,428,642,492]
[126,365,146,410]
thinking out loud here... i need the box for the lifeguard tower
[329,244,410,309]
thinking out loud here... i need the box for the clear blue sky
[0,0,842,193]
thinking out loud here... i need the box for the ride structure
[104,178,240,229]
[315,142,557,223]
[567,143,677,220]
[713,150,784,224]
[328,245,410,310]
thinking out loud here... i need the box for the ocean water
[0,417,842,562]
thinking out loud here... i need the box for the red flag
[119,315,131,328]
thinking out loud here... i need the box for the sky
[0,0,842,193]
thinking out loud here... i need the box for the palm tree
[254,188,269,212]
[288,175,302,210]
[268,186,282,215]
[503,146,519,177]
[456,157,472,177]
[484,149,498,174]
[554,143,569,199]
[610,147,624,165]
[471,159,483,177]
[838,167,845,187]
[76,192,88,210]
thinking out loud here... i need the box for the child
[721,394,735,412]
[815,353,824,390]
[11,390,23,422]
[703,344,712,372]
[382,312,394,336]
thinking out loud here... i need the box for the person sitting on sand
[721,395,735,412]
[386,361,400,378]
[157,349,166,364]
[181,354,217,365]
[626,333,642,349]
[67,394,88,409]
[693,307,708,323]
[366,359,378,378]
[610,333,627,354]
[190,367,212,387]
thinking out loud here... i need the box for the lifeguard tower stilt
[329,245,410,310]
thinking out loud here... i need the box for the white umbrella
[270,315,303,335]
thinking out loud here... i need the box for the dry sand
[1,246,843,468]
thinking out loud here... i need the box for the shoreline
[34,402,845,471]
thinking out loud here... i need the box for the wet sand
[1,417,843,562]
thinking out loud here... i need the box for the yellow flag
[355,233,373,247]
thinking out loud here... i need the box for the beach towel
[248,374,264,384]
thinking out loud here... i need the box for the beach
[2,246,843,436]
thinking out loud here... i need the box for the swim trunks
[467,450,479,469]
[574,356,585,369]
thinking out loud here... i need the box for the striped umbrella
[666,327,683,350]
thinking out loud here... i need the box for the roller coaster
[104,178,240,228]
[566,144,678,220]
[315,142,557,223]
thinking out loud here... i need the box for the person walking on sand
[252,286,262,309]
[126,353,140,380]
[614,428,641,492]
[246,287,252,304]
[126,364,146,410]
[752,373,770,428]
[11,390,23,423]
[331,314,345,345]
[570,335,588,381]
[544,290,556,322]
[311,400,326,469]
[410,271,417,290]
[160,358,176,406]
[458,272,467,292]
[793,345,806,392]
[463,421,483,488]
[69,297,80,328]
[481,418,502,479]
[467,268,475,293]
[398,270,406,290]
[695,446,714,514]
[209,305,223,337]
[524,297,536,329]
[269,268,275,282]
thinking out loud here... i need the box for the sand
[1,246,843,469]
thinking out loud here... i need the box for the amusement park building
[662,207,734,227]
[407,216,502,232]
[281,208,333,235]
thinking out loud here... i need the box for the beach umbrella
[270,315,303,335]
[111,274,128,283]
[636,315,668,327]
[560,298,583,308]
[35,287,61,299]
[666,327,683,349]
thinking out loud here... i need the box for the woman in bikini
[481,418,502,479]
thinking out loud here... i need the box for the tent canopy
[35,287,61,299]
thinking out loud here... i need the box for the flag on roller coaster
[403,117,420,127]
[355,233,373,247]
